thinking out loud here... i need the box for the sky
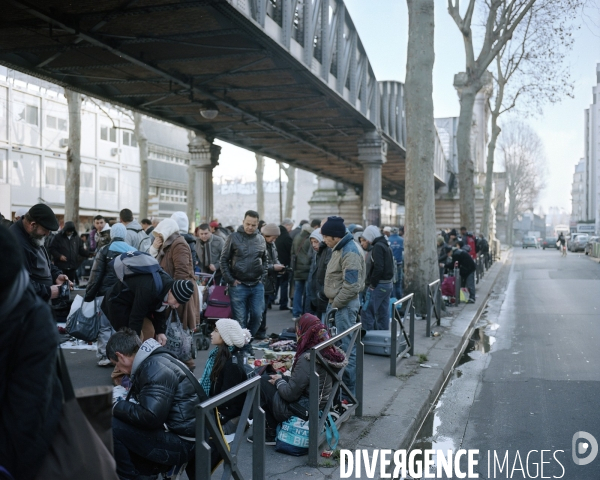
[214,0,600,214]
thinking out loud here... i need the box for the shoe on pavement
[467,298,476,304]
[97,357,112,367]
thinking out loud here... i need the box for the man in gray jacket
[195,223,225,285]
[120,208,151,252]
[220,210,268,336]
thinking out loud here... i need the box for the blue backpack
[113,250,164,293]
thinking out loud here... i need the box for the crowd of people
[0,202,491,479]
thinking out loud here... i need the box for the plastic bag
[165,310,192,361]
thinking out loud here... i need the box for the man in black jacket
[274,221,293,310]
[220,210,268,335]
[0,225,64,480]
[10,204,71,301]
[360,225,395,330]
[108,329,206,479]
[451,241,477,302]
[49,220,89,283]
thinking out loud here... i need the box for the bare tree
[404,0,438,313]
[135,112,149,220]
[64,89,81,225]
[500,121,545,244]
[448,0,540,230]
[281,164,296,219]
[480,2,577,237]
[255,153,265,219]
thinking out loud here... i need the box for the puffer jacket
[366,236,395,288]
[272,348,347,423]
[48,222,88,271]
[263,240,279,296]
[324,233,365,309]
[291,224,314,281]
[84,238,133,301]
[0,270,63,480]
[113,340,204,437]
[220,226,267,286]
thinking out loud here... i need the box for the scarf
[199,345,235,396]
[293,313,345,370]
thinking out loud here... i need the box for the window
[100,126,117,143]
[99,175,116,192]
[46,115,56,129]
[45,165,66,186]
[58,118,67,131]
[149,151,189,165]
[159,188,187,203]
[46,115,67,131]
[19,105,38,126]
[81,171,93,189]
[123,131,137,147]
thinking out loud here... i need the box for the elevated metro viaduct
[0,0,449,226]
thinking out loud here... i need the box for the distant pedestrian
[195,223,225,285]
[291,222,315,320]
[388,227,404,299]
[306,228,332,320]
[451,241,476,302]
[257,223,285,339]
[49,221,89,283]
[274,221,293,310]
[558,233,567,257]
[120,208,151,252]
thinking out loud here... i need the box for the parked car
[541,237,558,250]
[570,233,589,252]
[584,236,600,255]
[522,236,539,249]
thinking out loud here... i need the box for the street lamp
[200,101,219,119]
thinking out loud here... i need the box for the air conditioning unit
[110,148,121,156]
[59,138,69,148]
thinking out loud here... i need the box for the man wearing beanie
[220,210,268,336]
[360,225,395,331]
[256,223,285,339]
[10,203,71,301]
[321,216,365,401]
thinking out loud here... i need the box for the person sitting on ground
[109,329,205,479]
[84,223,133,367]
[252,313,347,445]
[199,319,252,437]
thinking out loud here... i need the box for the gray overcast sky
[215,1,600,214]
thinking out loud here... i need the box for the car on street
[522,236,539,249]
[584,236,600,255]
[569,233,589,252]
[541,237,558,250]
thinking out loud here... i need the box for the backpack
[127,227,151,253]
[113,250,164,294]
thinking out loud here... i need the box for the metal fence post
[454,263,461,304]
[409,303,415,356]
[390,295,413,376]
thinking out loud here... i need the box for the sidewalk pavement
[205,253,508,479]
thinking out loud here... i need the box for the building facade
[571,159,586,223]
[584,64,600,232]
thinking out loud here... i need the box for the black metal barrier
[195,376,264,480]
[390,293,415,376]
[425,279,441,337]
[307,322,363,466]
[453,264,461,304]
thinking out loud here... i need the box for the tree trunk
[64,90,81,226]
[481,115,501,238]
[283,165,296,219]
[506,191,516,245]
[456,84,478,231]
[404,0,437,314]
[135,112,149,220]
[255,153,265,218]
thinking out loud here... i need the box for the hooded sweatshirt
[149,219,180,258]
[170,211,199,268]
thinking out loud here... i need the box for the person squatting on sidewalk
[321,216,365,402]
[360,225,395,331]
[220,210,268,336]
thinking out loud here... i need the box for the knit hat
[28,203,59,231]
[383,226,392,233]
[215,318,251,348]
[321,216,346,238]
[361,225,381,243]
[111,223,126,240]
[171,279,195,304]
[170,211,189,234]
[209,221,219,228]
[310,228,323,243]
[261,223,280,236]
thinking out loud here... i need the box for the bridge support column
[358,130,387,227]
[187,134,221,229]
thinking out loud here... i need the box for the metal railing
[453,263,461,304]
[307,322,363,466]
[425,279,442,337]
[390,294,415,376]
[195,376,264,480]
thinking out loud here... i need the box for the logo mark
[572,432,598,466]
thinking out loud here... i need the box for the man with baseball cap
[9,203,71,301]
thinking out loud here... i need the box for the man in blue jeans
[321,216,365,403]
[220,210,268,335]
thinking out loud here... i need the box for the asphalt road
[412,248,600,479]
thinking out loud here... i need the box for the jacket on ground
[220,226,267,286]
[10,219,62,301]
[324,233,365,309]
[112,339,204,437]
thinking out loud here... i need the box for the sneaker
[467,298,476,304]
[164,462,187,479]
[341,399,354,409]
[97,356,112,367]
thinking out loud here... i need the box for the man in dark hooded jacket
[0,225,63,480]
[274,222,293,310]
[49,221,89,283]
